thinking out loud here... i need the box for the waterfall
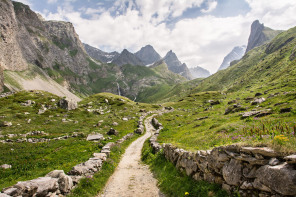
[116,82,121,96]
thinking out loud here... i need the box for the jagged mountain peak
[245,20,282,54]
[112,48,144,66]
[161,50,192,80]
[135,45,161,65]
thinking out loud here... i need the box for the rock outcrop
[135,45,161,65]
[189,66,210,79]
[245,20,281,54]
[112,49,145,66]
[218,46,246,71]
[162,50,192,80]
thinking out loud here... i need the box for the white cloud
[47,0,58,4]
[41,0,296,73]
[201,0,217,13]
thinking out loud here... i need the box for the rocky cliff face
[0,65,3,92]
[135,45,161,65]
[189,66,210,79]
[83,43,119,63]
[112,49,144,66]
[0,0,28,71]
[218,46,246,71]
[0,1,89,76]
[245,20,281,54]
[162,50,192,80]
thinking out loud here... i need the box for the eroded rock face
[0,1,28,71]
[254,163,296,195]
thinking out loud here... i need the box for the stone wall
[1,132,135,197]
[149,119,296,197]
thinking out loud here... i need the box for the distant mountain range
[218,46,246,71]
[84,44,195,80]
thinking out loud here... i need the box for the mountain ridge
[135,45,161,65]
[189,66,211,79]
[218,45,246,71]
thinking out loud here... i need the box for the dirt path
[99,114,165,197]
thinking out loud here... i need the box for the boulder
[46,170,73,194]
[58,99,77,110]
[222,159,242,186]
[152,118,162,129]
[284,154,296,164]
[107,128,118,136]
[254,163,296,195]
[224,104,246,115]
[3,177,58,197]
[68,158,103,176]
[280,107,292,113]
[86,133,104,141]
[208,100,220,105]
[251,97,265,105]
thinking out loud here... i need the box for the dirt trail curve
[99,114,165,197]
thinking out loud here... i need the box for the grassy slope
[0,91,159,190]
[155,26,296,152]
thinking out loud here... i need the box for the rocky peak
[112,49,144,66]
[245,20,281,54]
[218,45,246,71]
[83,43,119,63]
[135,45,161,65]
[161,50,192,80]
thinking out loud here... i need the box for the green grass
[141,140,228,197]
[0,90,153,191]
[69,134,139,197]
[0,138,96,190]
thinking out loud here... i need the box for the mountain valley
[0,0,296,197]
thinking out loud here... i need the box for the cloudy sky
[15,0,296,73]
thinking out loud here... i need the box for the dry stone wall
[149,119,296,197]
[1,132,135,197]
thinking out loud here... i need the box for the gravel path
[99,115,165,197]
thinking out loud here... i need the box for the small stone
[0,164,12,169]
[112,122,118,126]
[86,133,104,141]
[269,158,280,166]
[107,128,118,136]
[122,117,128,121]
